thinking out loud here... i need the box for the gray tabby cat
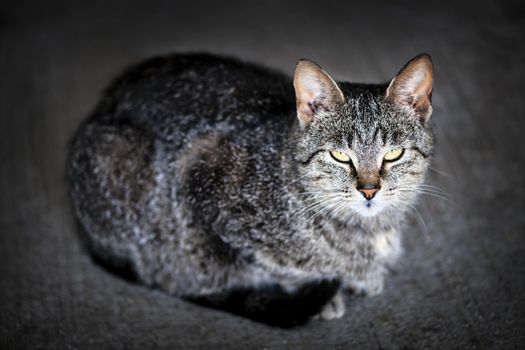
[68,53,434,322]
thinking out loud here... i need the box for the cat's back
[92,53,295,138]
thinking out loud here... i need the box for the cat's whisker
[301,191,341,202]
[280,173,314,189]
[296,190,341,205]
[395,200,430,241]
[397,187,450,198]
[395,184,454,200]
[297,190,338,196]
[319,198,345,218]
[397,188,457,206]
[306,197,342,224]
[330,199,349,220]
[295,194,342,217]
[416,184,452,196]
[428,166,453,178]
[396,183,448,194]
[415,183,446,190]
[415,191,457,206]
[295,200,330,217]
[303,198,339,221]
[297,201,333,218]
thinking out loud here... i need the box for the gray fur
[68,53,434,320]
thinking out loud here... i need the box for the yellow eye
[383,148,404,162]
[330,150,351,163]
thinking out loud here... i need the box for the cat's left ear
[385,54,434,121]
[294,59,345,129]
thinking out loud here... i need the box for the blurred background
[1,0,524,348]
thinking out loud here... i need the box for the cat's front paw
[317,292,345,320]
[346,274,384,296]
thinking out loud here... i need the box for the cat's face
[293,55,434,220]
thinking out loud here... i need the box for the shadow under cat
[88,248,341,328]
[188,279,342,328]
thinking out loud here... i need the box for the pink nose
[358,187,379,200]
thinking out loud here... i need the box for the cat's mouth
[355,199,385,218]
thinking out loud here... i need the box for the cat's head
[292,54,434,220]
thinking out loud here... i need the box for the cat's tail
[188,279,341,328]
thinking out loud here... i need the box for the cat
[68,52,434,325]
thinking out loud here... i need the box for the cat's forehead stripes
[343,95,385,151]
[351,124,383,147]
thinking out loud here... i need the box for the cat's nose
[357,184,380,200]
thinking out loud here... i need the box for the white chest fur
[373,229,402,263]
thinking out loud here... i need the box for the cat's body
[68,53,434,321]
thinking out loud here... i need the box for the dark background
[1,0,524,349]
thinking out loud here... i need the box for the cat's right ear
[293,59,345,129]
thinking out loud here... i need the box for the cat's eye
[383,148,405,162]
[329,150,351,163]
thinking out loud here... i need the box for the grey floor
[1,1,524,349]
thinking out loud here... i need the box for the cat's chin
[354,202,385,218]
